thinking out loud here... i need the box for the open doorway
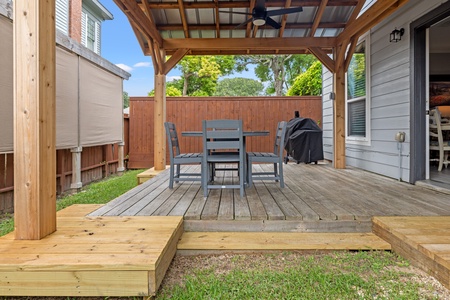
[410,1,450,185]
[428,16,450,184]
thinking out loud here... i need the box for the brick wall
[69,0,82,43]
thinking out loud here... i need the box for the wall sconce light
[390,28,404,43]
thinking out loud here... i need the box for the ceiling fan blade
[254,0,266,11]
[265,17,281,29]
[235,18,254,29]
[219,10,253,16]
[266,6,303,17]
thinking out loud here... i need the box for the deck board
[373,216,450,290]
[89,162,450,233]
[177,232,391,251]
[0,205,183,297]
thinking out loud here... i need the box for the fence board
[0,144,121,214]
[128,96,322,169]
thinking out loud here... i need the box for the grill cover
[284,117,324,163]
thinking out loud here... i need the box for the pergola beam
[144,0,358,9]
[337,0,410,45]
[162,37,336,52]
[114,0,163,46]
[309,0,329,37]
[163,48,189,75]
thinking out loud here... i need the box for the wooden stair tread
[177,232,391,251]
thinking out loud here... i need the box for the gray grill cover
[284,118,324,163]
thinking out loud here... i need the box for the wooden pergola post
[153,73,166,170]
[333,63,346,169]
[14,0,57,239]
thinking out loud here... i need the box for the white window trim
[345,32,371,146]
[82,9,101,55]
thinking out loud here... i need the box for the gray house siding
[322,67,334,161]
[322,0,447,182]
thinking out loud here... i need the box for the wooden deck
[90,162,450,233]
[3,164,450,296]
[374,216,450,290]
[0,205,183,297]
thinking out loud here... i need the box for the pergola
[112,0,410,171]
[14,0,408,240]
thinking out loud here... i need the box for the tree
[286,61,322,96]
[214,78,264,96]
[285,55,318,87]
[123,91,129,109]
[236,54,318,96]
[148,84,182,96]
[240,55,290,96]
[176,55,236,96]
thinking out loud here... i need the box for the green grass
[157,251,441,300]
[0,169,143,237]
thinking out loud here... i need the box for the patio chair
[164,122,202,189]
[247,121,287,187]
[429,108,450,171]
[202,119,245,197]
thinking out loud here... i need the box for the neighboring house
[0,0,130,213]
[55,0,113,55]
[322,0,450,185]
[1,0,112,55]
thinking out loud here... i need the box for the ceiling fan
[221,0,303,29]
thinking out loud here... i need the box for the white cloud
[116,63,133,73]
[167,75,181,82]
[133,62,152,68]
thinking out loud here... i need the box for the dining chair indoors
[247,121,287,187]
[202,119,245,197]
[429,108,450,171]
[164,122,202,189]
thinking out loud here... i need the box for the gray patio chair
[202,119,245,197]
[164,122,202,189]
[247,121,287,187]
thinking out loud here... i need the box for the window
[82,10,101,55]
[346,34,370,144]
[87,17,96,51]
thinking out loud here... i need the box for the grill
[284,117,324,164]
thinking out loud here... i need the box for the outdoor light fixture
[253,16,266,26]
[390,28,404,43]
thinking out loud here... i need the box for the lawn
[0,169,143,236]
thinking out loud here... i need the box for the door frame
[410,1,450,183]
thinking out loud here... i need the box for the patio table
[182,130,269,189]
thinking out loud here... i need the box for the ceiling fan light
[253,18,265,26]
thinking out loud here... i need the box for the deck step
[373,216,450,290]
[177,232,391,251]
[0,205,183,297]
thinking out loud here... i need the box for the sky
[99,0,255,97]
[100,0,181,96]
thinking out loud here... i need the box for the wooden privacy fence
[128,96,322,169]
[0,144,121,214]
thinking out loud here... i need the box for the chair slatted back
[430,108,444,146]
[203,119,243,152]
[164,122,180,160]
[273,121,288,157]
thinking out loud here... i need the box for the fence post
[118,142,125,174]
[70,146,83,190]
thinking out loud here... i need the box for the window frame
[345,32,371,146]
[82,9,101,55]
